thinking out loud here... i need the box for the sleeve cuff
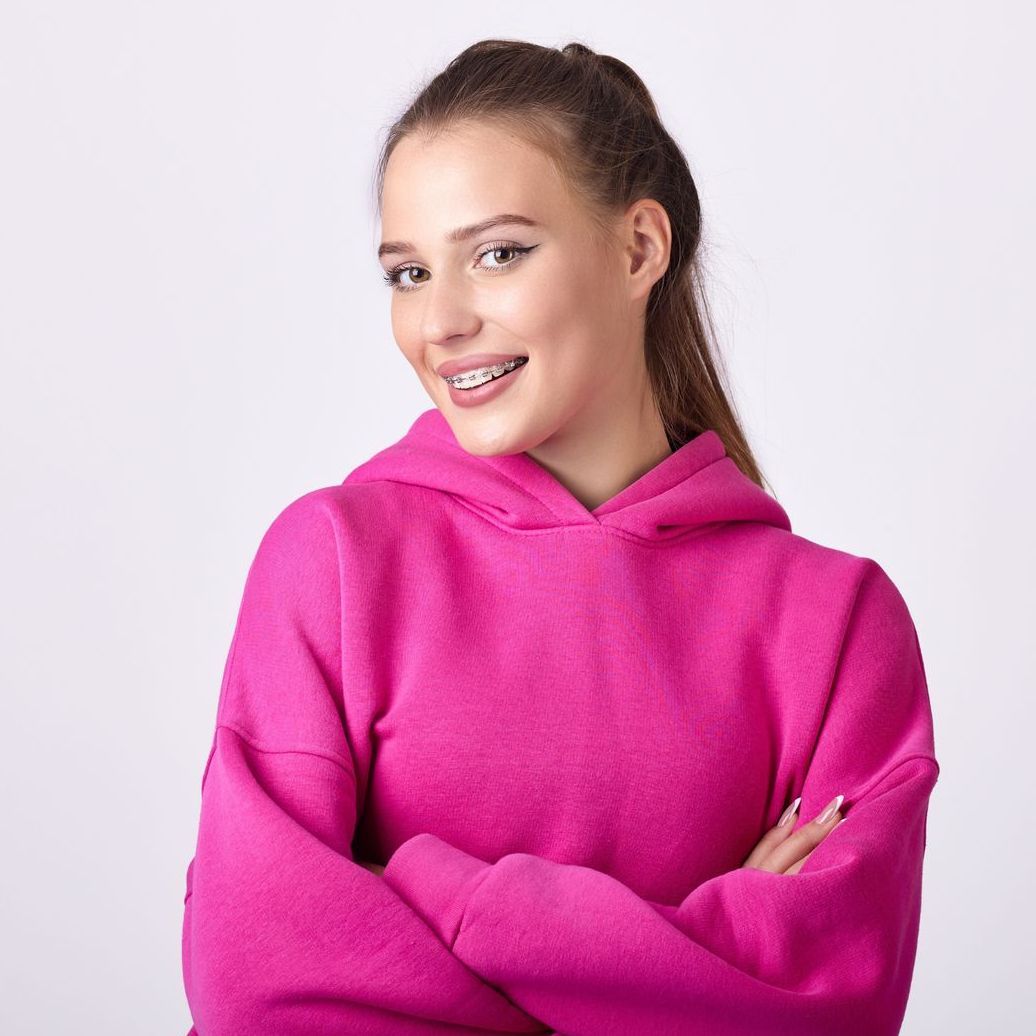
[382,832,493,949]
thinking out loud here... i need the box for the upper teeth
[443,356,528,389]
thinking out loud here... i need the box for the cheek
[498,257,611,346]
[523,260,623,370]
[391,307,424,367]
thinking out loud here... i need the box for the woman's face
[377,120,662,457]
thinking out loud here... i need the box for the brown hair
[372,38,772,492]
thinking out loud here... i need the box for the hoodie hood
[344,407,791,541]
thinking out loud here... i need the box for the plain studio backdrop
[1,2,1032,1032]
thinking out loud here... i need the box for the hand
[356,858,386,877]
[741,796,846,875]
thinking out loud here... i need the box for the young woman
[182,39,940,1036]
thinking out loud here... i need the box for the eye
[382,241,538,293]
[476,243,534,271]
[382,265,429,291]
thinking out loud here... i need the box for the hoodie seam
[845,752,941,807]
[215,721,356,777]
[457,459,588,527]
[343,478,785,547]
[445,492,751,546]
[593,450,730,520]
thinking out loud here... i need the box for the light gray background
[2,2,1032,1033]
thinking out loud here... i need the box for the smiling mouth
[441,356,529,389]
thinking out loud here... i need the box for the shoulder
[783,530,920,667]
[242,485,361,598]
[256,480,393,550]
[743,522,916,634]
[246,478,411,589]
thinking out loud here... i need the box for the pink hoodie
[181,407,940,1035]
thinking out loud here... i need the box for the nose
[418,273,481,347]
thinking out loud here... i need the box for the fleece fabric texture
[181,406,940,1036]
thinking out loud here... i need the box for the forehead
[380,123,568,234]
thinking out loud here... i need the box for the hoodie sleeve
[181,491,551,1036]
[382,560,941,1036]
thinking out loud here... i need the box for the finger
[785,851,811,876]
[764,796,845,874]
[786,819,845,875]
[764,810,841,874]
[742,797,802,869]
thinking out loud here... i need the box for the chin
[443,408,535,458]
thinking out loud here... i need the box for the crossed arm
[356,789,846,881]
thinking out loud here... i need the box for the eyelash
[382,241,538,293]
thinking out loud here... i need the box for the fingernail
[814,794,844,825]
[778,797,802,827]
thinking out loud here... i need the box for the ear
[624,198,672,301]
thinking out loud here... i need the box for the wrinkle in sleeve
[382,560,941,1036]
[181,491,551,1036]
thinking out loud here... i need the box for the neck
[523,390,672,513]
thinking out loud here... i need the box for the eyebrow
[377,213,541,260]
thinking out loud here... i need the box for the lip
[443,356,528,409]
[435,352,529,379]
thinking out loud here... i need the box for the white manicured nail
[778,797,802,828]
[814,794,844,825]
